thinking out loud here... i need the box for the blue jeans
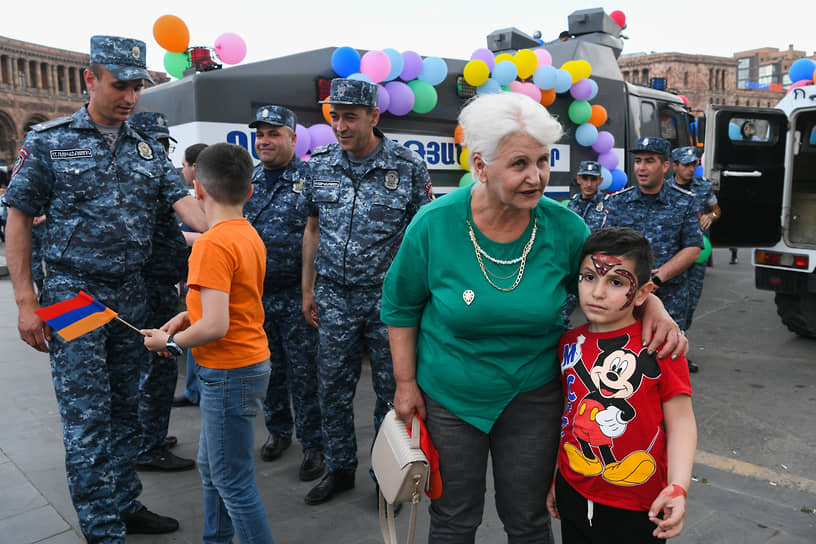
[197,360,274,544]
[184,350,200,403]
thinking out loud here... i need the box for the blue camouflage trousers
[314,280,395,472]
[41,271,148,543]
[137,281,180,462]
[262,287,322,453]
[655,275,690,331]
[685,261,706,331]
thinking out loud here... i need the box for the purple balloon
[592,130,614,154]
[307,123,337,151]
[385,81,414,116]
[377,84,390,112]
[470,47,495,71]
[597,150,619,170]
[570,79,594,100]
[400,51,423,81]
[294,123,311,157]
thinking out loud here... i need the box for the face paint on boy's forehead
[614,269,638,310]
[590,253,622,276]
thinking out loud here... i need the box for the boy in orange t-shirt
[143,143,274,543]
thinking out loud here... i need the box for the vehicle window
[727,117,772,143]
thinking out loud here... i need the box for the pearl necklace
[467,217,537,292]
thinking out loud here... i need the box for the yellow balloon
[495,53,514,64]
[562,60,592,83]
[513,49,538,80]
[464,59,490,87]
[459,147,470,170]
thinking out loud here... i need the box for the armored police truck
[704,86,816,338]
[138,7,694,198]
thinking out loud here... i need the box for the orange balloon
[454,124,465,145]
[153,15,190,53]
[540,88,556,107]
[322,101,332,124]
[588,104,608,127]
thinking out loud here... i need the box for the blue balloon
[600,166,612,186]
[586,79,599,100]
[382,48,405,81]
[599,171,612,191]
[789,58,816,83]
[532,65,557,90]
[694,165,704,177]
[575,123,599,146]
[347,72,372,83]
[477,77,501,95]
[554,69,573,93]
[610,168,627,191]
[331,46,360,77]
[492,60,518,85]
[418,56,448,86]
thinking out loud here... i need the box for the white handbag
[371,409,429,544]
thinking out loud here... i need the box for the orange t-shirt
[186,218,270,369]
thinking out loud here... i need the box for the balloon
[588,104,608,127]
[586,79,599,100]
[360,50,391,83]
[554,69,573,93]
[492,60,518,85]
[561,60,591,83]
[321,101,332,123]
[477,77,502,95]
[400,51,423,81]
[464,60,490,87]
[347,72,372,83]
[592,131,615,153]
[568,100,592,124]
[331,46,361,77]
[560,199,570,207]
[575,123,598,146]
[495,53,514,64]
[533,48,552,68]
[599,173,612,191]
[570,79,594,100]
[214,32,247,65]
[787,79,812,94]
[454,125,465,145]
[459,172,474,187]
[789,58,816,83]
[696,236,712,263]
[598,150,619,170]
[610,10,626,28]
[153,15,189,53]
[514,82,541,102]
[459,148,470,170]
[700,152,706,168]
[163,51,189,79]
[679,94,690,107]
[408,79,438,114]
[501,84,512,92]
[533,65,557,90]
[601,167,612,186]
[307,123,336,151]
[694,165,704,177]
[539,88,556,106]
[385,81,414,115]
[382,48,404,81]
[470,48,496,71]
[294,124,311,157]
[377,84,390,112]
[418,56,448,86]
[608,170,627,192]
[513,49,538,80]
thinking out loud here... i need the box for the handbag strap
[378,486,421,544]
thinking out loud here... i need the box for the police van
[704,86,816,338]
[138,8,695,199]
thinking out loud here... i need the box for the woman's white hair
[458,92,563,170]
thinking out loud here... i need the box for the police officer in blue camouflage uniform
[244,105,325,481]
[589,137,702,372]
[301,78,433,505]
[4,36,206,541]
[128,112,196,473]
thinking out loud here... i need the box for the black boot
[124,506,179,534]
[305,469,355,505]
[299,450,326,481]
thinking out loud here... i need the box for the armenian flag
[35,291,118,341]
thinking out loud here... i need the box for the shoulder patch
[310,144,335,157]
[608,186,634,198]
[31,116,72,132]
[670,184,695,197]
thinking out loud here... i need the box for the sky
[5,0,813,75]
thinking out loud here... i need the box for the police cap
[248,105,296,130]
[130,112,177,143]
[630,137,670,158]
[319,78,378,108]
[90,35,154,84]
[577,160,602,177]
[671,146,699,164]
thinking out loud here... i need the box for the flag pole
[115,315,146,336]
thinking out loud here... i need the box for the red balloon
[679,94,690,107]
[610,10,626,28]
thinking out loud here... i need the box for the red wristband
[668,484,687,499]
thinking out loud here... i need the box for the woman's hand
[394,379,426,422]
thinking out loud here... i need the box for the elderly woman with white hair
[380,92,686,543]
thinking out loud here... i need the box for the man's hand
[18,300,50,352]
[302,293,319,328]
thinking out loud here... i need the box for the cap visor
[248,120,285,128]
[106,64,154,84]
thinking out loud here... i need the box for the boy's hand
[141,328,172,356]
[545,479,560,519]
[648,484,687,539]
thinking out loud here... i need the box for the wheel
[775,293,816,338]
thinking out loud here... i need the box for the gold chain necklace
[467,217,537,292]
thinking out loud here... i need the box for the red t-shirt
[556,321,692,511]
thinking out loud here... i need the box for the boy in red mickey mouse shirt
[548,227,697,543]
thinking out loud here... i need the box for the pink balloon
[517,82,542,102]
[294,124,311,157]
[597,150,619,170]
[508,81,524,93]
[214,32,246,65]
[360,50,391,83]
[534,48,552,68]
[786,79,811,94]
[307,123,337,151]
[592,131,614,154]
[377,84,390,112]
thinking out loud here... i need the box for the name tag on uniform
[313,180,340,189]
[50,149,93,160]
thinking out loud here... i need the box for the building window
[758,64,777,86]
[684,72,688,86]
[642,68,649,83]
[737,58,750,89]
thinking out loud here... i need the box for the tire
[775,293,816,338]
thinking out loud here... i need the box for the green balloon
[560,199,570,206]
[695,235,712,263]
[459,172,474,187]
[501,84,512,92]
[408,80,438,114]
[568,100,592,125]
[164,51,190,79]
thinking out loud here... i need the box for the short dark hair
[88,63,105,79]
[184,143,208,165]
[194,143,253,205]
[580,227,654,287]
